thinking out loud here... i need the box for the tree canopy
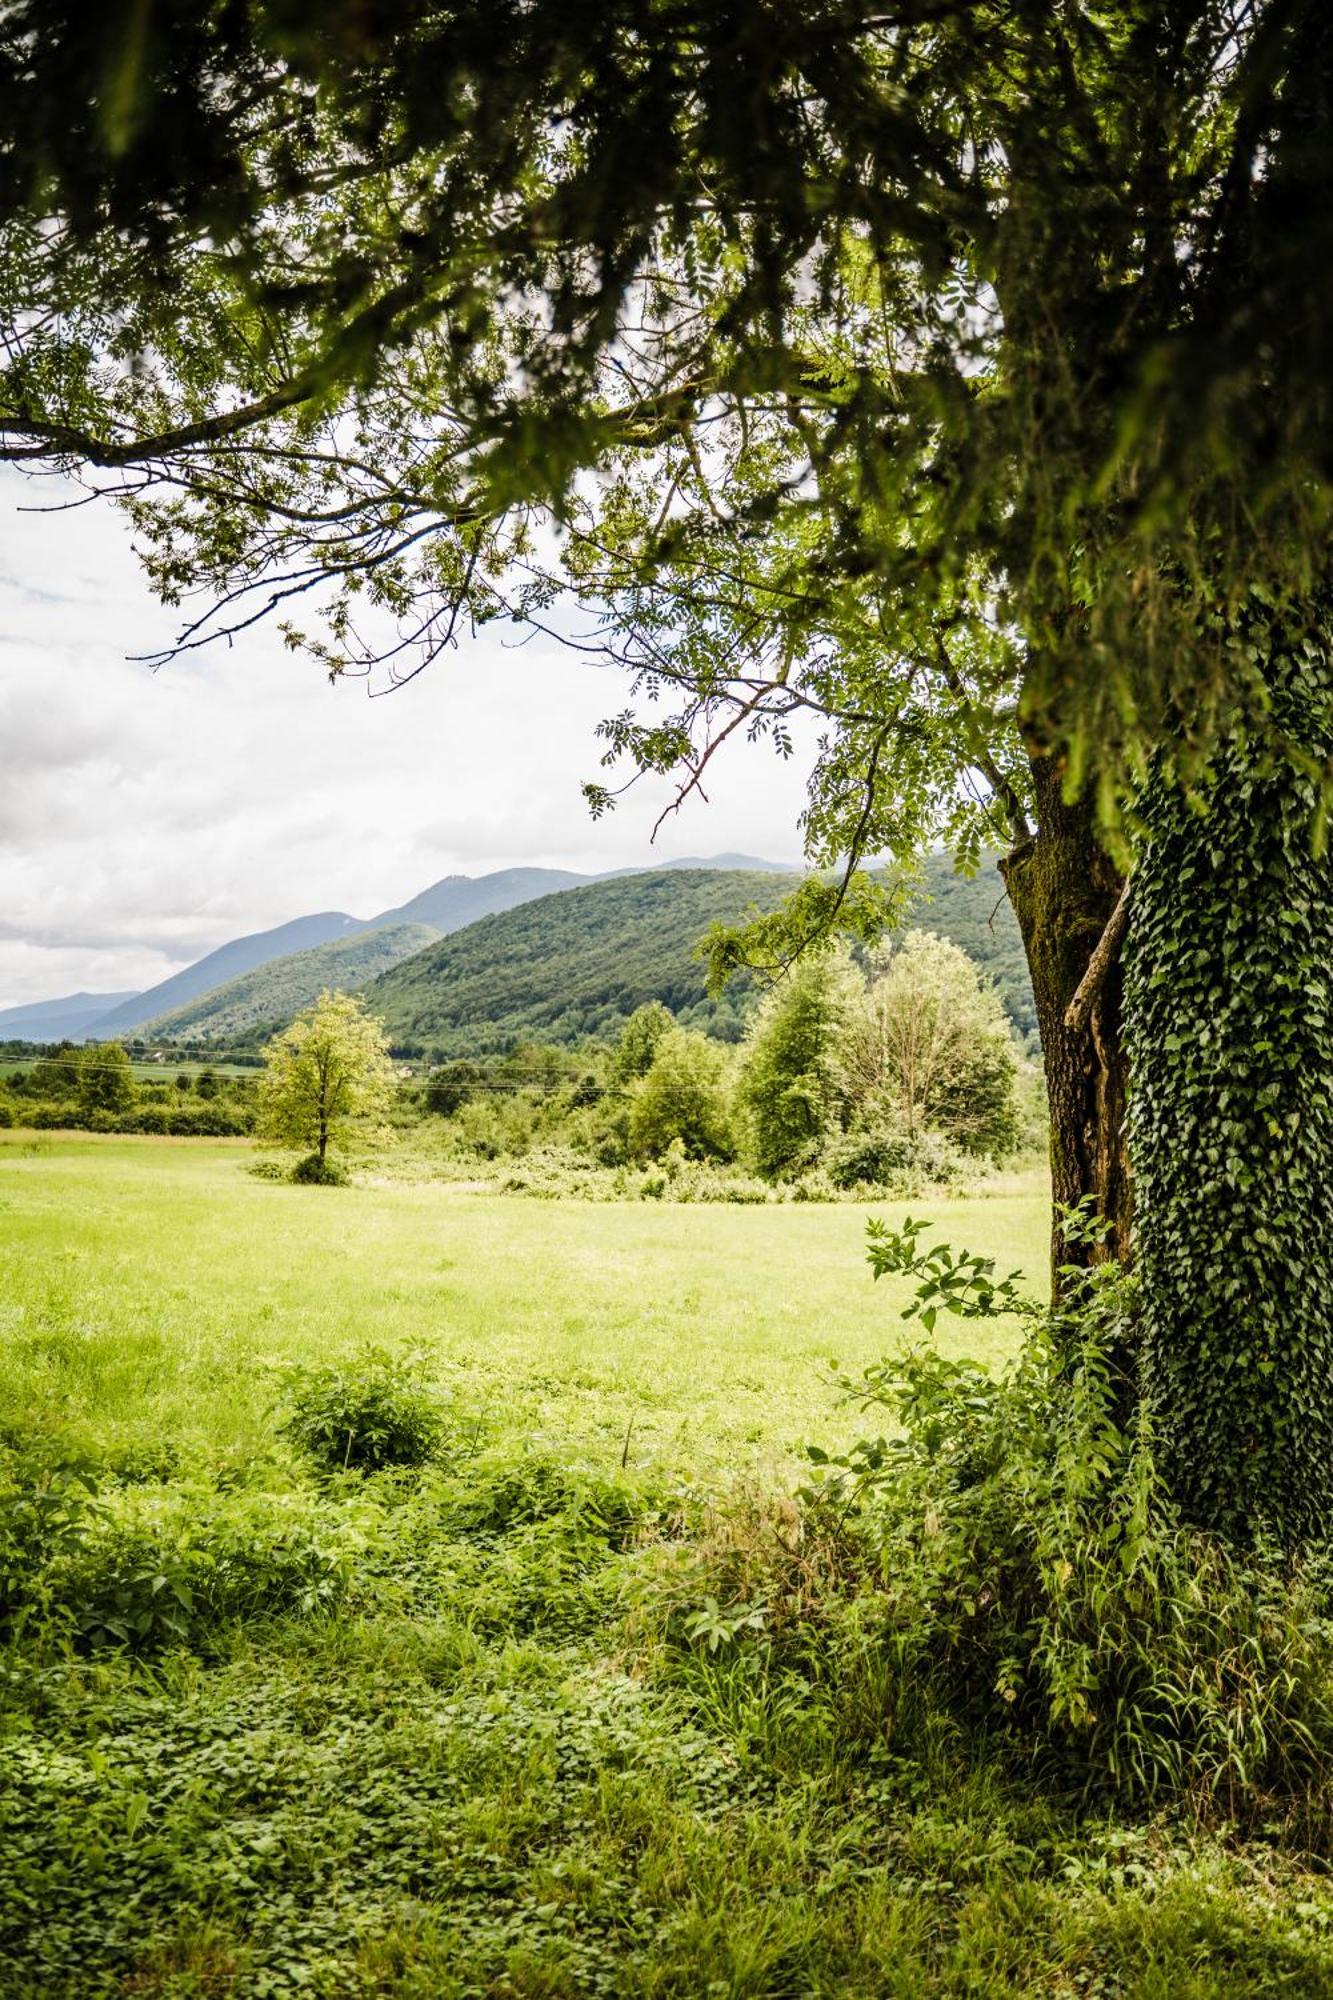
[1,2,1329,819]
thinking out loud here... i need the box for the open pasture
[0,1134,1043,1473]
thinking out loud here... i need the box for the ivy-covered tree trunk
[1124,618,1333,1543]
[1000,755,1132,1299]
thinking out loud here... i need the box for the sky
[0,474,815,1008]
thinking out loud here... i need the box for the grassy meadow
[4,1136,1333,1996]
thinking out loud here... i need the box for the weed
[280,1354,449,1473]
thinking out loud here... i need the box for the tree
[77,1042,135,1118]
[843,934,1017,1161]
[257,992,396,1169]
[612,1003,674,1086]
[737,956,858,1179]
[27,1044,82,1099]
[628,1027,733,1163]
[424,1061,481,1118]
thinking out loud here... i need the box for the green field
[0,1135,1043,1471]
[4,1137,1332,1997]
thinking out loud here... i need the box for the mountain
[137,923,440,1046]
[0,991,139,1044]
[363,869,803,1055]
[88,912,363,1037]
[367,866,590,932]
[74,856,789,1043]
[17,851,1029,1054]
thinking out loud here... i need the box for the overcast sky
[0,474,815,1008]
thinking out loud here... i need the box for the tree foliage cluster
[0,1043,255,1135]
[401,933,1023,1192]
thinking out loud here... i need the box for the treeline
[0,1044,256,1135]
[409,933,1032,1192]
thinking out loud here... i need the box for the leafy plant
[290,1150,348,1186]
[280,1354,449,1473]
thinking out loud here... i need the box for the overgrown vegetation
[3,1140,1333,1996]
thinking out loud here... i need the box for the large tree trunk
[999,755,1131,1299]
[1125,615,1333,1543]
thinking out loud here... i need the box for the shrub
[823,1126,965,1191]
[280,1355,448,1473]
[291,1151,349,1185]
[48,1510,348,1651]
[0,1455,102,1641]
[660,1219,1333,1812]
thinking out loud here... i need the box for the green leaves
[1125,605,1333,1544]
[865,1215,1037,1327]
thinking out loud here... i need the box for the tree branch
[1064,879,1131,1034]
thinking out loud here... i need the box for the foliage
[423,1059,482,1116]
[75,1042,135,1116]
[611,1000,674,1083]
[365,869,796,1056]
[661,1220,1333,1815]
[823,1127,966,1193]
[279,1355,451,1474]
[257,990,396,1164]
[736,954,859,1178]
[289,1150,349,1186]
[627,1027,734,1163]
[1125,605,1333,1544]
[843,932,1019,1159]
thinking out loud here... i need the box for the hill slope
[138,924,441,1046]
[89,913,362,1037]
[364,870,802,1054]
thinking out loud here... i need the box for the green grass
[0,1134,1042,1472]
[3,1136,1333,1998]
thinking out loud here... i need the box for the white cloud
[0,475,814,1006]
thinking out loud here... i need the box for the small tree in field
[257,992,396,1175]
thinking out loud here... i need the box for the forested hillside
[361,858,1032,1058]
[141,924,438,1045]
[365,870,798,1054]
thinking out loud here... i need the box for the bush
[48,1510,348,1651]
[291,1151,349,1185]
[823,1126,966,1191]
[659,1222,1333,1812]
[280,1355,449,1473]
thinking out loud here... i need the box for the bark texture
[1000,756,1131,1297]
